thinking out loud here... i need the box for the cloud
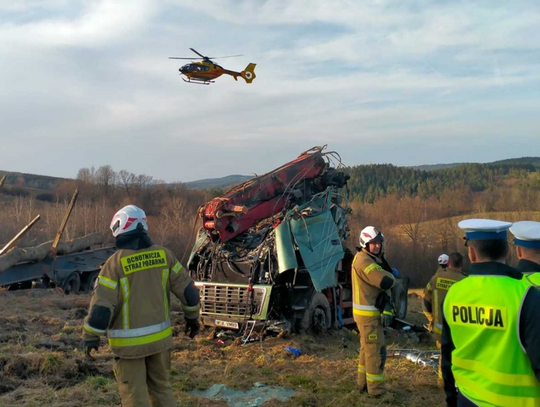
[0,0,156,47]
[0,0,539,182]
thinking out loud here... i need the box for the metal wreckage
[188,146,409,337]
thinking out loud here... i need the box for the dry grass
[0,289,445,407]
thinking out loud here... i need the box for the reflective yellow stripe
[383,310,393,316]
[98,276,117,290]
[456,374,540,407]
[120,277,130,330]
[84,323,105,336]
[367,373,385,382]
[353,308,380,317]
[433,289,439,323]
[182,303,200,312]
[453,356,539,387]
[434,322,443,334]
[364,263,382,275]
[108,326,172,347]
[172,262,183,274]
[108,320,171,338]
[162,268,169,319]
[358,364,366,373]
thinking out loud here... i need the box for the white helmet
[110,205,148,238]
[359,226,384,248]
[438,254,449,266]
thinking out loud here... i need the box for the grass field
[0,289,445,407]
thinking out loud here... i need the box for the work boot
[368,391,396,402]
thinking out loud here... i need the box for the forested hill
[0,170,67,198]
[346,157,540,203]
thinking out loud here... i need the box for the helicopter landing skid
[182,77,214,85]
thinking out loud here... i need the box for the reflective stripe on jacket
[424,267,467,335]
[351,250,395,322]
[83,244,199,359]
[443,275,540,407]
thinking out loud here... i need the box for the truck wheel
[82,270,99,293]
[300,293,332,334]
[392,277,409,319]
[63,273,81,295]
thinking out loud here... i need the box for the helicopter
[169,48,256,85]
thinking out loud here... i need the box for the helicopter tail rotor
[240,63,257,84]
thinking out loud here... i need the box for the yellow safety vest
[443,275,540,407]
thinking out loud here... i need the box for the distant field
[391,211,540,241]
[0,289,444,407]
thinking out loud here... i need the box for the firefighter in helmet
[423,252,467,386]
[352,226,395,396]
[83,205,201,407]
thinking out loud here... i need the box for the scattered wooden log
[0,233,103,273]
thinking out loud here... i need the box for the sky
[1,0,539,183]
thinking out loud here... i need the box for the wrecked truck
[187,146,409,335]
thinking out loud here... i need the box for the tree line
[1,159,540,287]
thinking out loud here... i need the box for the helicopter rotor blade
[169,57,204,60]
[190,48,206,58]
[207,54,244,59]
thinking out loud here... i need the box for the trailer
[0,189,115,294]
[0,246,115,294]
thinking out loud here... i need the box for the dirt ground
[0,289,445,407]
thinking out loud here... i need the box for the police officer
[83,205,201,407]
[510,220,540,285]
[441,219,540,407]
[423,252,467,386]
[352,226,395,397]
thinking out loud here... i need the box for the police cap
[458,219,512,240]
[509,221,540,248]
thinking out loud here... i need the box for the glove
[184,317,200,339]
[84,339,100,359]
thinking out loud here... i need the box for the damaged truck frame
[188,147,409,335]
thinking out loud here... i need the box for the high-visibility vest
[443,275,540,407]
[525,272,540,286]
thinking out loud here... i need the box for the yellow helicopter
[169,48,256,85]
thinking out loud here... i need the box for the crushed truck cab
[188,146,408,335]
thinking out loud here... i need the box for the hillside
[409,163,466,171]
[184,174,253,191]
[346,159,540,203]
[184,157,540,198]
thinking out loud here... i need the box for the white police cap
[458,219,512,240]
[509,221,540,248]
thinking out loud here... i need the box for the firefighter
[422,253,448,329]
[510,220,540,285]
[352,226,395,397]
[83,205,201,407]
[441,219,540,407]
[423,252,467,386]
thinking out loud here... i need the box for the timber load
[0,233,104,273]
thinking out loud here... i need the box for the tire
[392,276,409,319]
[82,270,100,293]
[300,292,332,334]
[62,272,81,295]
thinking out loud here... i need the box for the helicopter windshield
[181,63,210,72]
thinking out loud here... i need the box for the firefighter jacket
[517,259,540,286]
[83,244,200,359]
[441,262,540,407]
[351,249,395,323]
[423,267,467,336]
